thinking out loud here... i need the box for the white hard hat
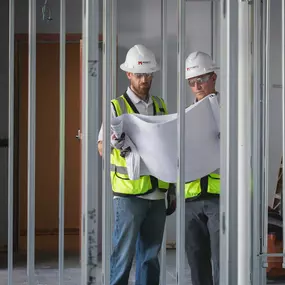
[185,51,219,79]
[120,44,160,73]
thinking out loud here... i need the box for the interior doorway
[14,35,81,254]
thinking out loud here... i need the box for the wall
[0,0,213,245]
[117,0,212,112]
[0,0,83,248]
[267,0,283,207]
[14,0,82,34]
[0,0,9,247]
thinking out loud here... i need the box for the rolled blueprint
[111,95,220,182]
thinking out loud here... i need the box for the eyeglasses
[133,73,153,79]
[188,74,211,87]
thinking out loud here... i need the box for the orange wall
[18,42,81,252]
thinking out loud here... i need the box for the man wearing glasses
[98,44,175,285]
[184,51,220,285]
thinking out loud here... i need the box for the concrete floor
[0,250,189,285]
[0,250,284,285]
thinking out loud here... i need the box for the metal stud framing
[102,0,113,283]
[237,1,251,284]
[27,0,37,283]
[8,0,15,284]
[219,0,239,284]
[7,1,285,285]
[160,0,168,284]
[81,0,101,284]
[59,0,66,283]
[176,0,186,284]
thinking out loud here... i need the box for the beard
[133,82,151,97]
[139,84,150,93]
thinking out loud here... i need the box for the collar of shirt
[126,87,153,107]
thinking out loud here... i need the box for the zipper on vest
[200,175,209,196]
[150,175,158,190]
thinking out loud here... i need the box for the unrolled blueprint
[111,95,220,183]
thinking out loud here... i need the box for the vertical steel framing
[81,0,101,284]
[219,0,238,283]
[8,0,15,284]
[176,0,186,284]
[160,0,168,284]
[252,0,263,283]
[102,0,113,284]
[161,0,168,105]
[282,0,285,269]
[27,0,36,283]
[111,0,117,100]
[211,0,218,63]
[211,1,214,60]
[80,2,87,284]
[258,1,268,283]
[59,0,66,283]
[238,2,251,284]
[262,0,270,273]
[7,1,281,285]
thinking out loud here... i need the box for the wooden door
[17,42,81,253]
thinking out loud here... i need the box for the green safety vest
[110,93,170,196]
[185,171,220,199]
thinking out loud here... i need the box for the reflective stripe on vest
[185,172,220,199]
[110,93,169,195]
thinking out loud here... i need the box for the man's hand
[120,146,131,158]
[98,141,103,156]
[166,184,176,216]
[99,132,132,158]
[111,132,126,150]
[98,133,126,157]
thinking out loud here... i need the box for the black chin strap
[123,92,140,114]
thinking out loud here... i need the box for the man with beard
[184,51,220,285]
[98,44,175,285]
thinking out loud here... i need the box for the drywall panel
[14,0,82,34]
[267,0,283,208]
[0,0,214,246]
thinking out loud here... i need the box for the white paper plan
[111,94,220,183]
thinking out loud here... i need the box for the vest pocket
[207,176,220,194]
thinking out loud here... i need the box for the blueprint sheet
[111,95,220,183]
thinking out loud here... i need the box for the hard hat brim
[120,63,160,73]
[185,67,220,80]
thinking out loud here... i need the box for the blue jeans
[110,196,166,285]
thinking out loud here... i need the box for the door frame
[13,33,86,252]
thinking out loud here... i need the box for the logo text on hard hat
[186,65,199,71]
[138,61,151,65]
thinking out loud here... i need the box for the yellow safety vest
[185,171,220,199]
[110,93,170,196]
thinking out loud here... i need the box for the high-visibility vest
[184,171,220,199]
[110,92,170,196]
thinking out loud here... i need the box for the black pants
[185,197,220,285]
